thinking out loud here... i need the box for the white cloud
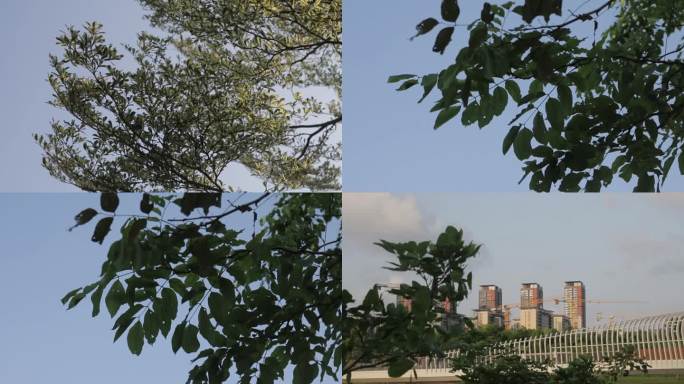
[342,193,431,300]
[343,193,425,239]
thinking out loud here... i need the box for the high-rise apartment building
[503,309,512,329]
[564,281,586,329]
[475,309,504,328]
[520,307,552,330]
[520,283,543,309]
[552,314,571,332]
[479,285,502,311]
[476,285,503,328]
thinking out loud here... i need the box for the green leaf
[545,98,563,130]
[481,2,494,24]
[419,74,438,103]
[91,217,114,244]
[208,292,231,326]
[127,321,144,355]
[492,87,508,116]
[396,79,419,91]
[67,292,86,309]
[468,24,488,49]
[61,288,80,305]
[388,74,417,83]
[679,151,684,175]
[362,288,380,307]
[130,218,148,238]
[529,79,543,95]
[434,105,461,129]
[174,193,221,216]
[620,164,633,182]
[143,309,158,344]
[585,178,601,192]
[100,193,119,213]
[518,91,545,105]
[559,173,583,192]
[413,18,439,40]
[293,362,319,384]
[635,174,655,192]
[112,305,141,342]
[91,285,104,317]
[611,155,627,173]
[182,324,200,353]
[433,27,455,54]
[411,286,431,313]
[513,128,533,160]
[140,193,153,214]
[505,80,522,103]
[161,288,178,321]
[171,322,185,353]
[532,113,547,144]
[105,280,125,317]
[197,308,221,346]
[502,125,521,155]
[557,84,573,116]
[388,358,414,378]
[461,103,479,126]
[72,208,97,228]
[441,0,460,22]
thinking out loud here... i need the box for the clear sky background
[342,0,684,192]
[343,192,684,326]
[0,193,338,383]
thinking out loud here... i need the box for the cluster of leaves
[393,0,684,191]
[343,226,481,381]
[37,0,341,192]
[61,192,342,383]
[454,345,649,384]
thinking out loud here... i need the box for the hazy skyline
[343,193,684,326]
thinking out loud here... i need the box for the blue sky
[343,193,684,326]
[342,0,684,192]
[0,193,338,383]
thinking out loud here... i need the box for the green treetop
[393,0,684,192]
[37,0,341,192]
[62,192,342,383]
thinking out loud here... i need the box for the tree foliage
[37,0,341,192]
[393,0,684,191]
[454,345,649,384]
[343,225,651,384]
[343,226,481,380]
[61,192,341,383]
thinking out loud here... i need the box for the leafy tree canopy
[393,0,684,192]
[37,0,341,192]
[62,192,341,383]
[343,226,481,380]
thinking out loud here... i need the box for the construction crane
[596,312,626,324]
[500,298,646,328]
[551,298,646,305]
[503,297,645,309]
